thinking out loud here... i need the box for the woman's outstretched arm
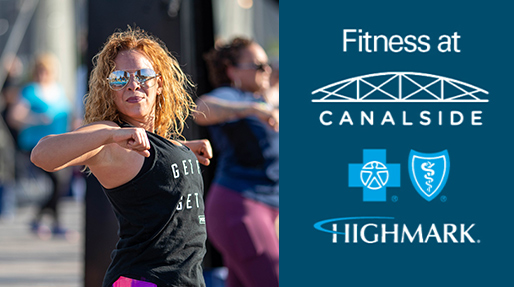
[31,121,151,172]
[194,95,279,131]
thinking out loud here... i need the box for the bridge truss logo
[312,72,489,103]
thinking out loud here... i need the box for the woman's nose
[126,74,141,90]
[264,64,272,74]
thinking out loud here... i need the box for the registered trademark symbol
[391,195,399,202]
[477,240,481,244]
[440,196,447,202]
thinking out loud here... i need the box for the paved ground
[0,199,83,287]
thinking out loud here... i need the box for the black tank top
[102,124,206,287]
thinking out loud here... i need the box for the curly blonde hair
[84,27,195,139]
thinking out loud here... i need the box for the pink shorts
[113,276,157,287]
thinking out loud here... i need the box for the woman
[8,53,72,235]
[31,28,212,287]
[194,38,279,287]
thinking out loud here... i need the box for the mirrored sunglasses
[236,62,271,72]
[107,68,159,91]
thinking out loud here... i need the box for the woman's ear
[226,65,236,82]
[157,76,163,95]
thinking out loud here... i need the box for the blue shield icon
[408,150,450,202]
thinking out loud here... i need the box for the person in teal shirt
[8,53,72,236]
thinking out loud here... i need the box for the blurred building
[213,0,279,62]
[0,0,79,106]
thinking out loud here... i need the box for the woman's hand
[251,103,279,132]
[110,127,151,157]
[182,139,213,166]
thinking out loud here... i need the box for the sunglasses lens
[135,69,157,85]
[237,63,270,72]
[107,69,158,90]
[108,70,129,90]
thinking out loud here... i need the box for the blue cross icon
[349,149,400,202]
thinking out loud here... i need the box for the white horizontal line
[311,100,489,103]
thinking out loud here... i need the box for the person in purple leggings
[195,37,279,287]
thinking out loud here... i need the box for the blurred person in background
[7,53,72,235]
[1,54,24,142]
[195,37,279,287]
[266,60,279,110]
[0,54,24,220]
[30,27,213,287]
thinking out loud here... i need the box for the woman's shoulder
[206,86,241,100]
